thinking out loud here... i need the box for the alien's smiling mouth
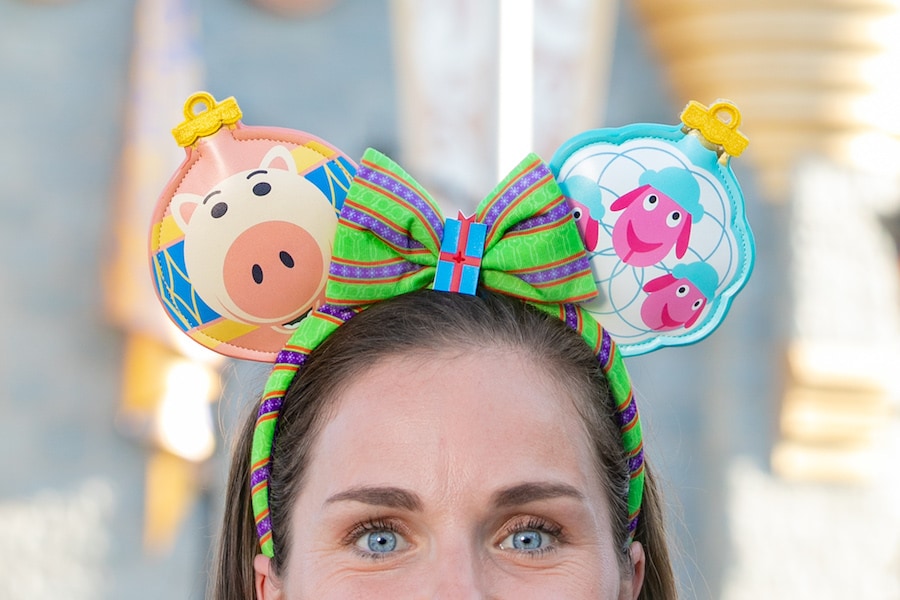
[660,304,681,329]
[626,221,663,253]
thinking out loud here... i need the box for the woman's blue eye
[352,526,409,555]
[366,531,397,553]
[511,530,544,550]
[500,526,557,553]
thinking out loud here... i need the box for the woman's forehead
[305,348,603,505]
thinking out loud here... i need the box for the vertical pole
[497,0,534,178]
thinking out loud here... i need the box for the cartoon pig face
[640,274,708,331]
[610,184,693,267]
[170,146,338,332]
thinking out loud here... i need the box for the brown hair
[210,290,677,599]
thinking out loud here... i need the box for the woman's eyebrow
[491,482,585,508]
[325,486,422,511]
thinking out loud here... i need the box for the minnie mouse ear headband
[149,94,754,558]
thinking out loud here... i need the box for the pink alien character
[640,261,719,332]
[561,175,605,252]
[610,167,703,267]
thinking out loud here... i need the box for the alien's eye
[642,194,659,211]
[692,299,703,310]
[666,211,682,228]
[676,285,689,297]
[572,208,583,220]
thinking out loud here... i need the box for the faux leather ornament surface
[551,100,755,356]
[149,92,356,362]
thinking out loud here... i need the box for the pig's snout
[223,221,324,321]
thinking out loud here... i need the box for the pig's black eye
[211,202,228,218]
[253,182,271,196]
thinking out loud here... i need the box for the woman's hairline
[274,335,621,560]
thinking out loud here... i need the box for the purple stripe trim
[482,162,549,231]
[616,396,638,428]
[573,254,592,278]
[275,349,306,366]
[342,205,426,251]
[256,515,273,538]
[508,200,570,232]
[330,260,422,281]
[599,328,612,366]
[516,255,590,285]
[356,164,444,240]
[250,463,270,487]
[317,303,358,322]
[563,304,579,332]
[628,448,645,474]
[627,515,639,534]
[257,397,284,418]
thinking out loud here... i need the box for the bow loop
[326,149,443,306]
[475,154,597,305]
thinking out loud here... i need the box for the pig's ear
[170,193,202,232]
[260,145,297,172]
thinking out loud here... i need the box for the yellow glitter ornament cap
[680,100,749,158]
[172,92,243,147]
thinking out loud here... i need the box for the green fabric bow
[325,148,598,307]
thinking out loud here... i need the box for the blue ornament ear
[549,100,755,356]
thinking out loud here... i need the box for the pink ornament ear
[643,273,676,293]
[675,214,693,259]
[611,184,651,212]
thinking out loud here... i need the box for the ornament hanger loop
[172,91,243,148]
[680,99,748,158]
[183,91,217,119]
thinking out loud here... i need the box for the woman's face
[255,347,644,599]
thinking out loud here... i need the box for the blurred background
[1,0,899,597]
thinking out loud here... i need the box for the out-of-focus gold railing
[633,0,900,202]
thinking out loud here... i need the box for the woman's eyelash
[341,517,403,546]
[510,516,564,538]
[498,515,566,557]
[342,516,416,560]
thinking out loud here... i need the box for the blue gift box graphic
[433,213,487,295]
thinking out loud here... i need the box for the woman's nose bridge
[427,533,490,599]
